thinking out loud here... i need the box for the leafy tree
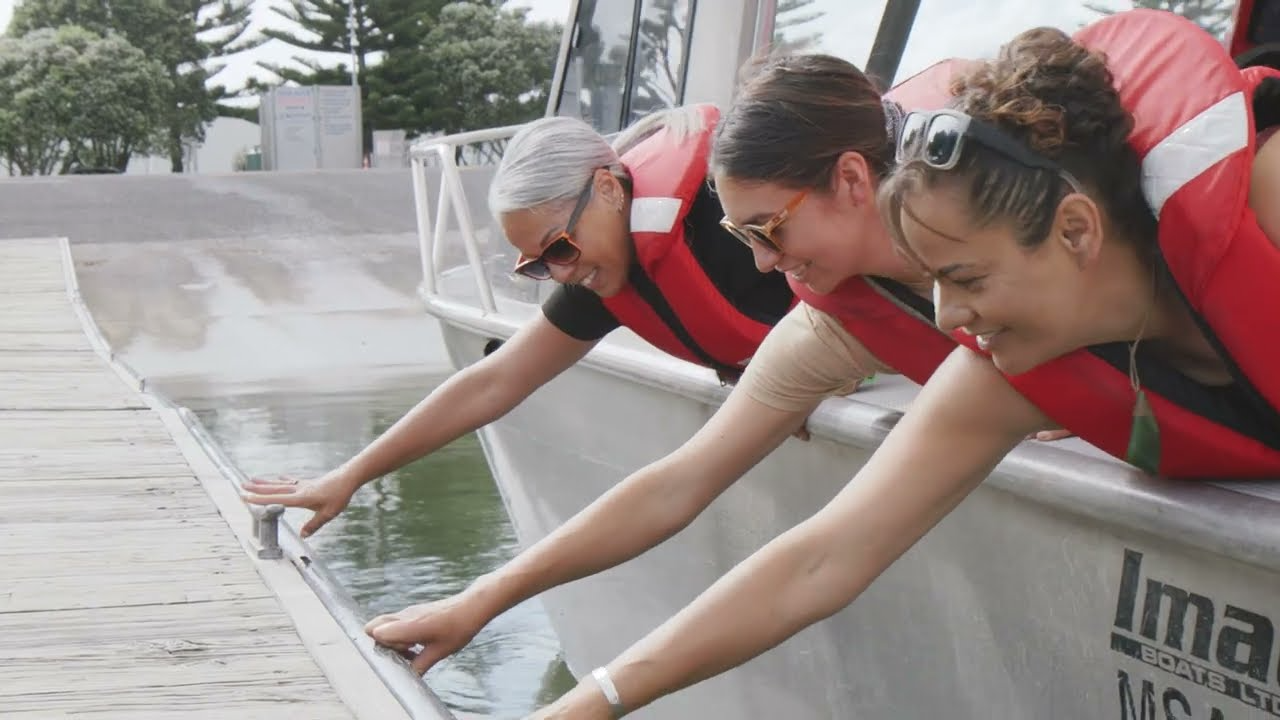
[372,2,561,136]
[9,0,261,171]
[1085,0,1233,39]
[259,0,504,77]
[0,26,171,174]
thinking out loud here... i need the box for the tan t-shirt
[738,301,894,412]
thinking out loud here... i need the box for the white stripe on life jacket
[630,196,682,234]
[1142,91,1248,216]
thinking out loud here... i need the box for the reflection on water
[180,377,577,718]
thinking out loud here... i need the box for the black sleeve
[684,185,796,326]
[541,283,621,341]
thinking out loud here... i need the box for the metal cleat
[249,503,285,560]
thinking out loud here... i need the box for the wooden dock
[0,238,430,719]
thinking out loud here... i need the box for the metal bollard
[251,503,285,560]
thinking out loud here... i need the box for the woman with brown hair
[525,12,1280,719]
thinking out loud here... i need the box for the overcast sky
[0,0,1167,96]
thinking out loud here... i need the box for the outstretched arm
[362,301,866,673]
[532,346,1052,718]
[243,313,597,535]
[365,383,817,672]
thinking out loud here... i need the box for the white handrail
[410,157,436,297]
[410,124,527,315]
[409,124,527,157]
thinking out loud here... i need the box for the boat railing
[410,124,529,315]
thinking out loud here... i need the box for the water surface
[179,377,576,718]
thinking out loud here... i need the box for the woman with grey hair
[242,104,794,540]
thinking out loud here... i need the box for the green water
[182,378,577,719]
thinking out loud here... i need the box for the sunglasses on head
[897,109,1083,191]
[719,189,808,254]
[512,175,596,281]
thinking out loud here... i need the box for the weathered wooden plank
[1,681,355,712]
[0,540,244,566]
[0,678,353,718]
[0,313,84,333]
[0,331,94,352]
[0,288,75,303]
[0,518,240,555]
[0,353,119,372]
[0,409,172,440]
[5,704,353,720]
[0,429,175,451]
[0,515,234,536]
[0,462,202,481]
[0,392,143,407]
[0,424,193,477]
[0,308,83,326]
[0,445,185,460]
[0,660,339,692]
[0,630,319,665]
[2,552,254,582]
[0,497,215,524]
[0,477,214,523]
[0,272,68,295]
[0,597,293,643]
[0,444,185,462]
[0,373,143,409]
[0,250,69,277]
[0,574,273,613]
[2,548,249,582]
[0,448,189,470]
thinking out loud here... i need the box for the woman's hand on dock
[363,594,487,675]
[240,471,359,537]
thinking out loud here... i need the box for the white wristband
[591,666,626,718]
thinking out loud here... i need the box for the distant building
[126,117,262,175]
[371,129,408,169]
[257,85,364,171]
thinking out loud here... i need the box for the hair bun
[950,27,1130,157]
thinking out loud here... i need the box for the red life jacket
[789,60,967,386]
[600,104,783,380]
[950,9,1280,477]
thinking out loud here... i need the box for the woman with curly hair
[528,11,1280,719]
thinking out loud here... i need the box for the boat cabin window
[625,0,696,126]
[769,0,892,73]
[555,0,697,134]
[895,2,1101,80]
[557,0,636,133]
[894,1,1239,81]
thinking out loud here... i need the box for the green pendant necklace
[1125,289,1161,474]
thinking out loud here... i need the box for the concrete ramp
[0,170,449,392]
